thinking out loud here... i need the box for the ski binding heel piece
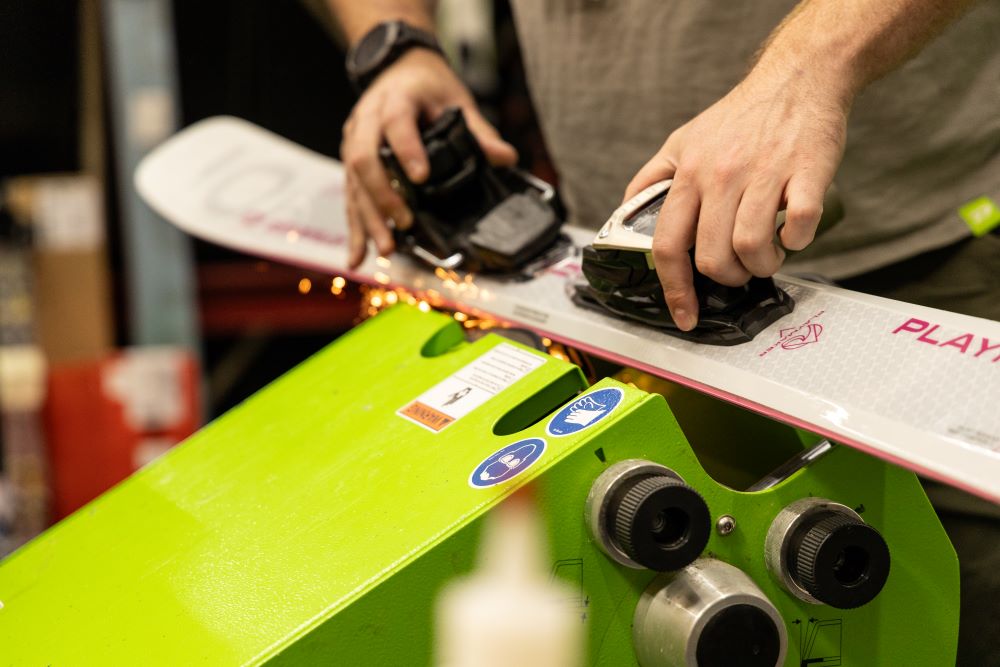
[380,107,564,274]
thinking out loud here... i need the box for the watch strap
[346,20,444,92]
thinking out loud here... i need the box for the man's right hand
[340,48,518,268]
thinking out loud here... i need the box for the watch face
[348,21,400,81]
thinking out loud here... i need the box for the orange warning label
[399,401,455,432]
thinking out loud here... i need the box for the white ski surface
[136,117,1000,503]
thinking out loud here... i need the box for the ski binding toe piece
[576,181,794,345]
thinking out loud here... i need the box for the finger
[344,106,413,230]
[340,115,356,156]
[345,173,368,268]
[694,172,751,287]
[382,97,429,184]
[624,151,677,203]
[732,182,786,278]
[351,175,395,259]
[460,104,519,167]
[651,177,700,331]
[779,174,826,251]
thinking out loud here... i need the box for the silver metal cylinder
[764,497,889,609]
[633,558,787,667]
[585,459,681,569]
[764,498,862,604]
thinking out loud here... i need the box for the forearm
[754,0,977,105]
[327,0,435,44]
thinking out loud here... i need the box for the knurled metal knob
[790,511,890,609]
[609,474,711,571]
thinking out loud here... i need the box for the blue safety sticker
[469,438,546,489]
[546,387,624,437]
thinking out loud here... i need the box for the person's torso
[509,0,1000,277]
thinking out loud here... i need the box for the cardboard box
[5,174,115,364]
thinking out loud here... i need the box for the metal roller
[633,558,787,667]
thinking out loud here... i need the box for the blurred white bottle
[435,491,584,667]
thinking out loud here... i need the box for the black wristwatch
[345,20,444,92]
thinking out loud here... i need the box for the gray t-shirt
[510,0,1000,278]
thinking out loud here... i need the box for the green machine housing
[0,305,958,665]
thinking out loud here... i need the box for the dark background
[0,0,549,417]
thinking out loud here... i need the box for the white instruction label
[398,343,545,432]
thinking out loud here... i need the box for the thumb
[623,150,678,203]
[623,130,684,202]
[461,104,519,167]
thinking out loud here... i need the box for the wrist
[750,35,862,113]
[390,48,452,75]
[751,7,869,112]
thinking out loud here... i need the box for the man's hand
[624,64,849,331]
[623,0,975,332]
[340,49,517,268]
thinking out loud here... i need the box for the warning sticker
[397,343,546,432]
[546,387,624,437]
[469,438,546,488]
[399,402,455,431]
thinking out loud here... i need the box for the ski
[136,116,1000,503]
